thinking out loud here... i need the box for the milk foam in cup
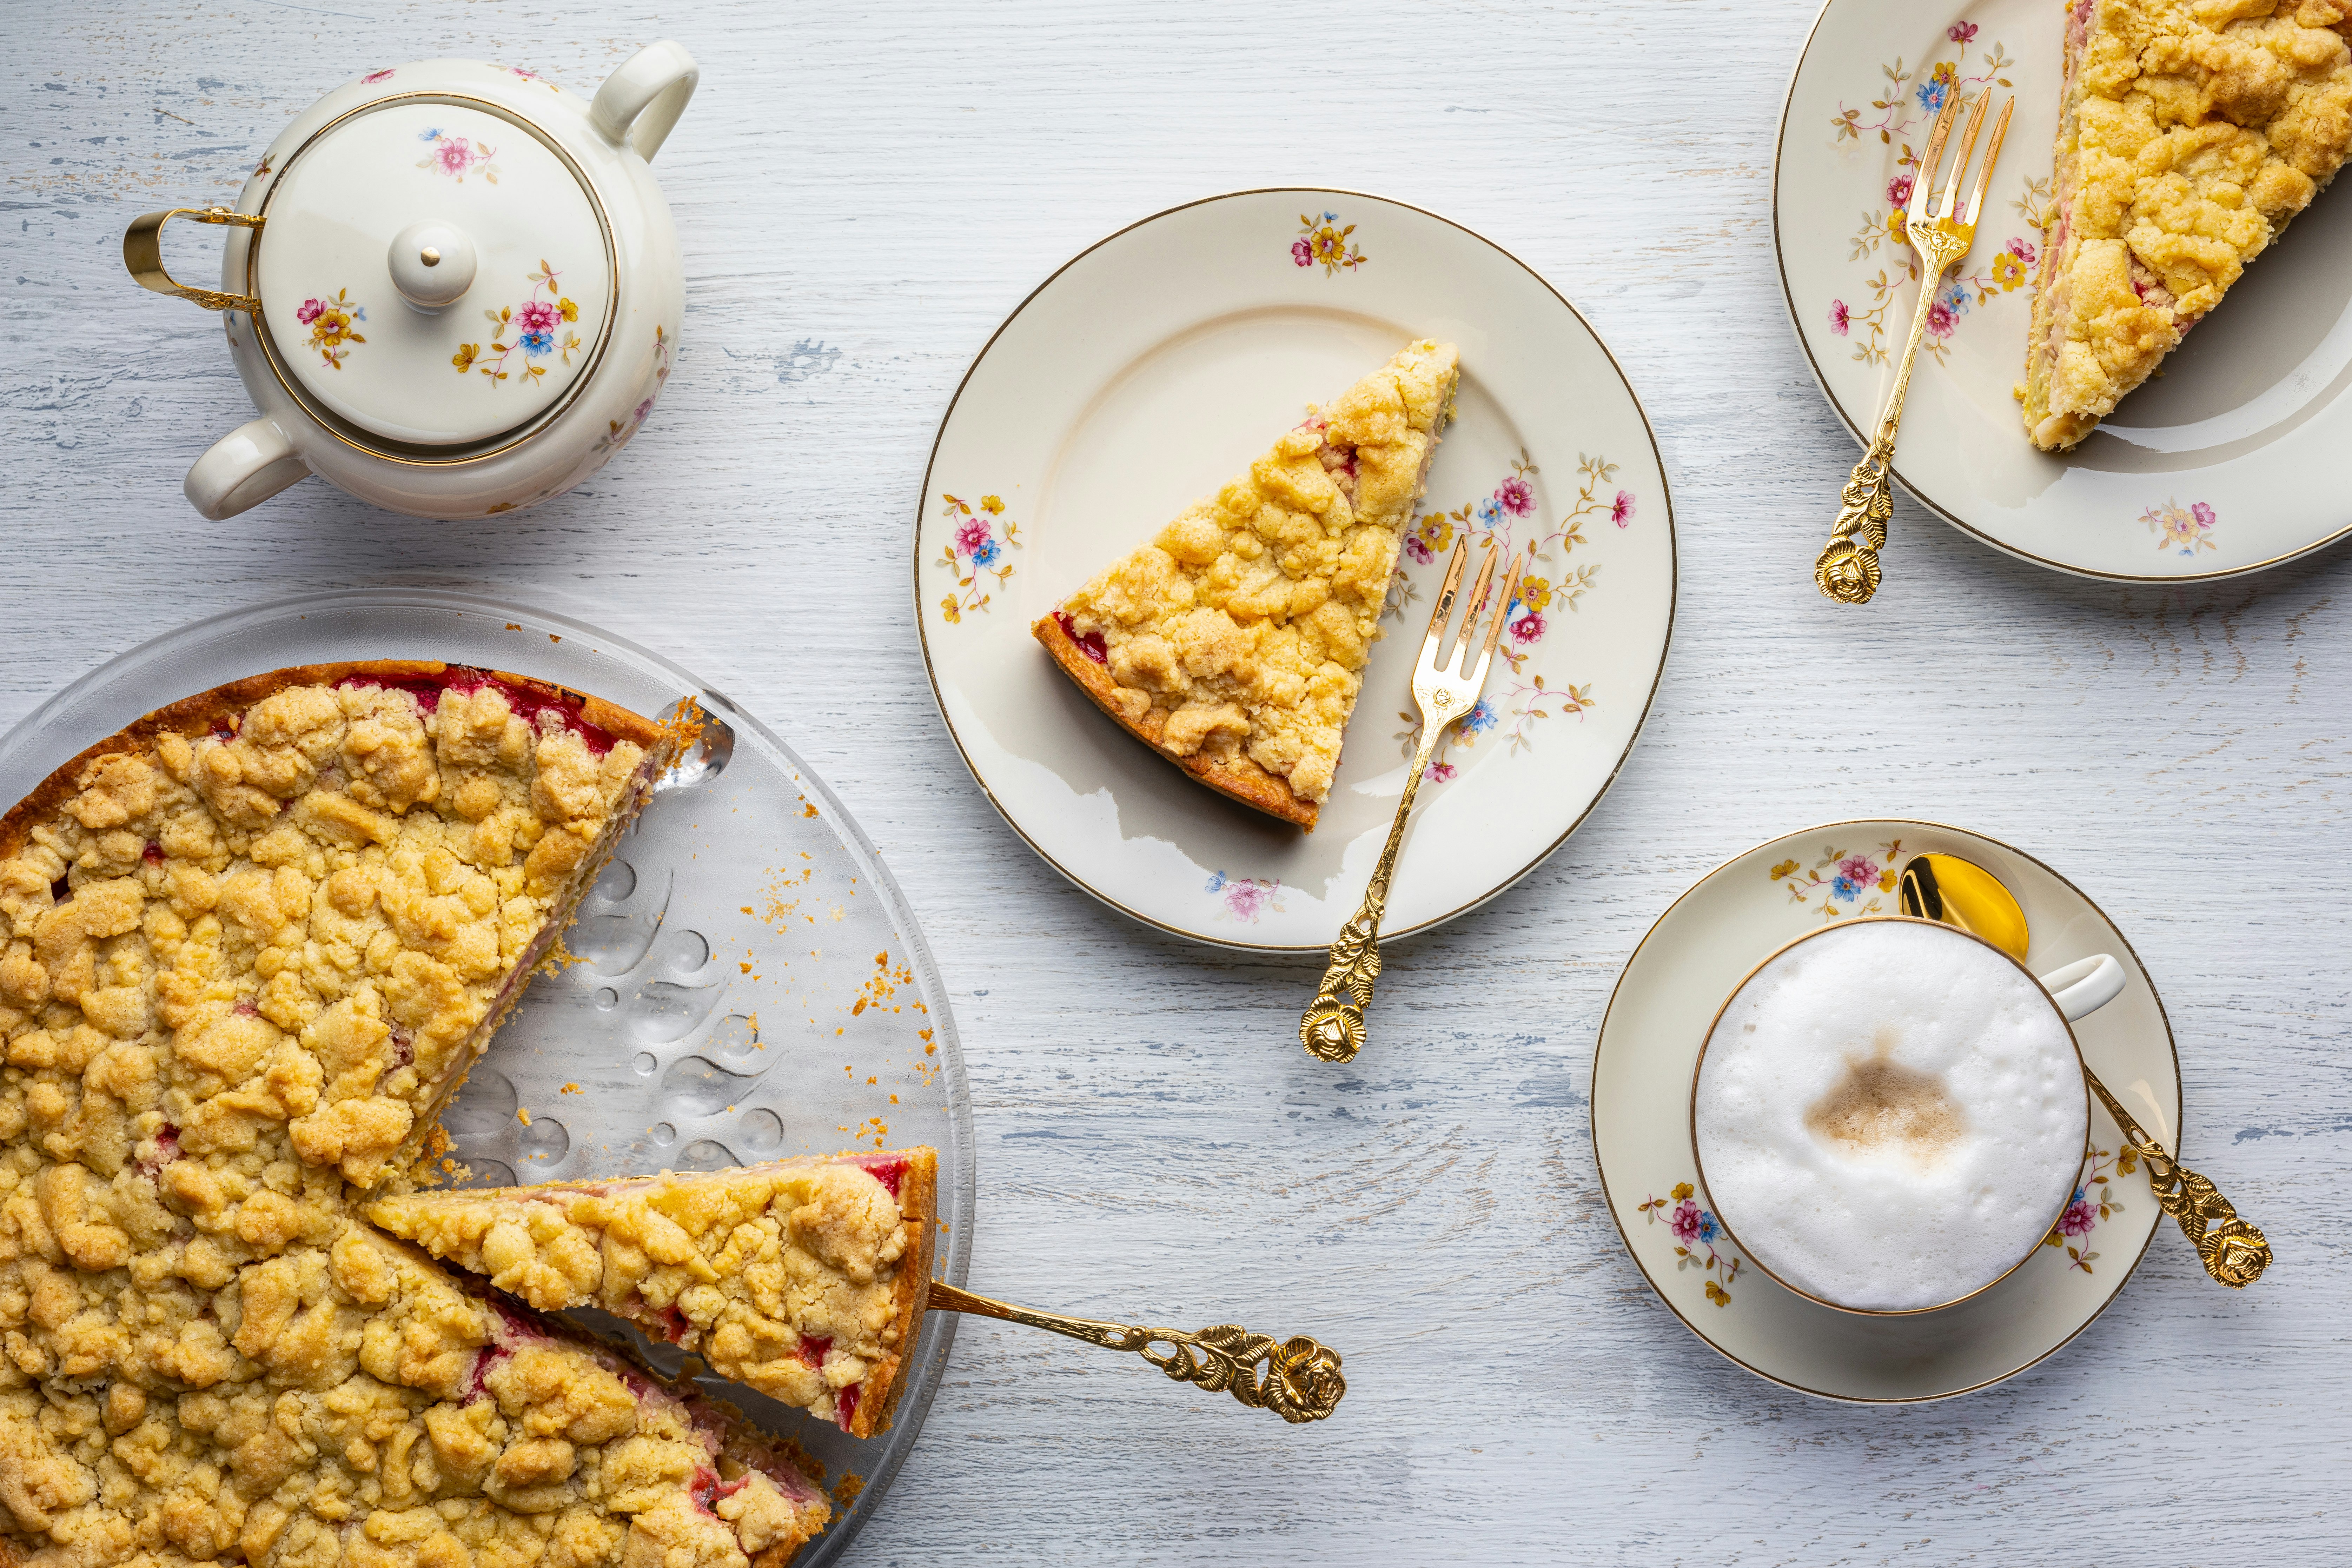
[1692,918,2091,1314]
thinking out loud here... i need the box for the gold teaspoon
[1898,853,2271,1288]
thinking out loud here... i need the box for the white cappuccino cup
[1690,917,2125,1315]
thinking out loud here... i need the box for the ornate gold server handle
[1298,722,1441,1063]
[1815,226,1965,605]
[123,206,264,314]
[2085,1076,2271,1288]
[928,1282,1345,1423]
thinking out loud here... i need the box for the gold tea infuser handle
[927,1281,1345,1423]
[124,206,263,313]
[2085,1077,2272,1288]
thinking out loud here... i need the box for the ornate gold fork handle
[1298,719,1445,1064]
[927,1281,1346,1423]
[2083,1074,2272,1288]
[1815,227,1968,605]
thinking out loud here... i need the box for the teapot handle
[591,41,698,162]
[186,417,309,520]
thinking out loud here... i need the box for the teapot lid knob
[388,220,476,312]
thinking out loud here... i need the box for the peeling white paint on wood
[2,2,2343,1562]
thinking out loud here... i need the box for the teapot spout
[187,418,309,520]
[590,41,698,161]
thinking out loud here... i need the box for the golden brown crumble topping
[1037,340,1458,823]
[2022,0,2352,449]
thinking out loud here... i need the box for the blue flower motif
[1831,874,1861,900]
[1697,1211,1720,1245]
[1475,496,1504,527]
[519,329,554,357]
[1321,210,1338,223]
[969,537,1001,568]
[351,305,367,322]
[418,127,442,141]
[1916,78,1946,112]
[1939,281,1970,314]
[1204,871,1228,893]
[1460,699,1498,733]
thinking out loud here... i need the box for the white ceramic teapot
[123,44,696,520]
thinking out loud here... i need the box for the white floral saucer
[1593,819,2180,1402]
[1776,0,2352,581]
[915,189,1675,950]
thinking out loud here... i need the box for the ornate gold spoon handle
[927,1281,1345,1423]
[1297,722,1438,1064]
[2082,1074,2272,1288]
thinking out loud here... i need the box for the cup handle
[2038,953,2126,1022]
[186,417,308,520]
[590,40,698,161]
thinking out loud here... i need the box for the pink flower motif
[1509,609,1545,646]
[1610,490,1636,527]
[2007,237,2037,266]
[438,140,475,174]
[1837,854,1877,885]
[1949,22,1979,43]
[953,518,992,559]
[1886,173,1914,208]
[1829,299,1851,337]
[632,398,655,425]
[1225,882,1271,920]
[1291,238,1312,267]
[1670,1199,1701,1245]
[515,300,559,333]
[296,299,324,325]
[2191,501,2216,528]
[1495,477,1534,516]
[362,68,395,84]
[1926,300,1957,338]
[2060,1197,2095,1236]
[1403,535,1435,564]
[1425,761,1456,782]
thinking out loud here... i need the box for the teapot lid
[253,99,613,447]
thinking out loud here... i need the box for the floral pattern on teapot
[452,261,582,386]
[297,289,366,369]
[417,127,499,184]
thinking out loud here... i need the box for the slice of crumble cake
[2022,0,2352,449]
[366,1149,936,1439]
[1034,339,1459,829]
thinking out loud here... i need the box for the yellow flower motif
[312,309,352,346]
[1517,576,1553,613]
[1411,512,1453,556]
[557,295,578,322]
[1886,208,1910,246]
[1991,251,2026,290]
[452,343,479,372]
[1769,859,1799,881]
[980,495,1005,514]
[1670,1182,1694,1202]
[940,596,961,624]
[1877,869,1899,892]
[1704,1280,1731,1308]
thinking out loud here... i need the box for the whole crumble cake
[367,1149,936,1440]
[2021,0,2352,449]
[1034,339,1459,829]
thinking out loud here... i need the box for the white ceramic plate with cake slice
[915,188,1675,951]
[1776,0,2352,582]
[1592,818,2180,1402]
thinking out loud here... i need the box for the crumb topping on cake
[2023,0,2352,449]
[366,1151,935,1437]
[1038,340,1459,823]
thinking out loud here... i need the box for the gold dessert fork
[1815,88,2015,605]
[927,1282,1345,1422]
[1299,538,1523,1063]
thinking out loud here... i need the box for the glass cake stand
[0,588,974,1567]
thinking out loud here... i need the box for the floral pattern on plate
[1825,20,2053,367]
[1204,871,1284,924]
[2142,499,2218,557]
[452,261,583,386]
[2043,1145,2130,1274]
[296,289,366,369]
[1390,451,1622,776]
[418,126,499,183]
[1770,838,1902,919]
[1638,1183,1742,1307]
[935,493,1021,623]
[1292,210,1366,275]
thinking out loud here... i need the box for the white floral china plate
[916,189,1675,950]
[1593,819,2180,1402]
[1776,0,2352,581]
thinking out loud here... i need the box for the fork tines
[1422,538,1525,690]
[1908,89,2015,231]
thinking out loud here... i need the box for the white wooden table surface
[5,2,2345,1561]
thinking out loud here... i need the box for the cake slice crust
[2021,0,2352,450]
[1034,339,1459,829]
[367,1148,938,1439]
